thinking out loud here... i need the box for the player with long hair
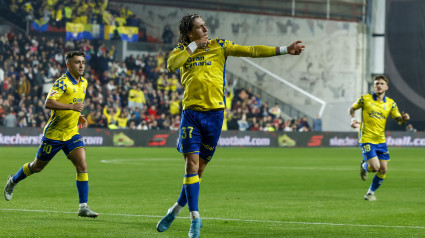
[156,13,305,237]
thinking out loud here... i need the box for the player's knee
[198,168,205,177]
[369,165,379,172]
[185,164,198,175]
[75,164,87,173]
[29,164,44,173]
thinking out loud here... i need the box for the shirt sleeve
[352,96,364,110]
[222,39,276,58]
[47,79,67,100]
[390,101,402,119]
[167,45,190,73]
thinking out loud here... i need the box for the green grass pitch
[1,147,424,237]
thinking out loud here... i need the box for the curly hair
[178,13,201,45]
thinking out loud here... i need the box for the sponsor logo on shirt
[50,90,58,97]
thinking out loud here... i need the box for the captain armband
[187,42,198,53]
[279,46,288,55]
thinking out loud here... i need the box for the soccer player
[156,13,305,238]
[349,75,410,201]
[3,50,98,218]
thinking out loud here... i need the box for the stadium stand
[0,0,315,132]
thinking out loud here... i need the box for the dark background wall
[386,0,425,131]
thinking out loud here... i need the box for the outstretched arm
[229,40,305,58]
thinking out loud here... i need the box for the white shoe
[4,175,16,201]
[78,205,98,218]
[360,161,368,181]
[364,193,376,201]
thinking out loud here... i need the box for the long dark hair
[178,13,200,45]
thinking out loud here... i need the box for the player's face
[188,17,208,41]
[67,55,86,78]
[373,79,388,95]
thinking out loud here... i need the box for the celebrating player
[4,50,98,218]
[349,75,410,201]
[156,13,305,237]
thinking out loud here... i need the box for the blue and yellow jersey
[167,38,276,111]
[352,93,402,144]
[43,71,87,141]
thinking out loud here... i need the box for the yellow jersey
[43,71,87,141]
[167,38,276,111]
[352,93,402,144]
[128,89,145,104]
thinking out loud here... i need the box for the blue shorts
[360,143,390,161]
[177,109,224,162]
[36,134,85,162]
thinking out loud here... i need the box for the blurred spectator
[17,111,27,127]
[405,123,417,132]
[299,116,310,132]
[264,122,275,132]
[103,105,121,129]
[170,115,180,131]
[4,108,17,127]
[162,25,174,44]
[128,83,145,110]
[237,113,249,131]
[149,120,160,130]
[17,75,31,96]
[127,112,141,128]
[0,104,6,125]
[0,64,5,84]
[269,103,281,119]
[169,94,180,115]
[147,105,158,120]
[313,115,322,131]
[86,111,97,128]
[260,103,269,117]
[117,111,129,129]
[156,113,168,129]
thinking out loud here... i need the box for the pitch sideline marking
[98,158,425,172]
[0,208,424,230]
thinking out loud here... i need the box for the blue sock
[177,176,202,207]
[370,172,385,192]
[12,163,33,183]
[76,173,89,203]
[183,174,200,212]
[177,185,187,207]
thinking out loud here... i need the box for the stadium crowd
[0,1,314,132]
[1,0,150,42]
[0,31,314,132]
